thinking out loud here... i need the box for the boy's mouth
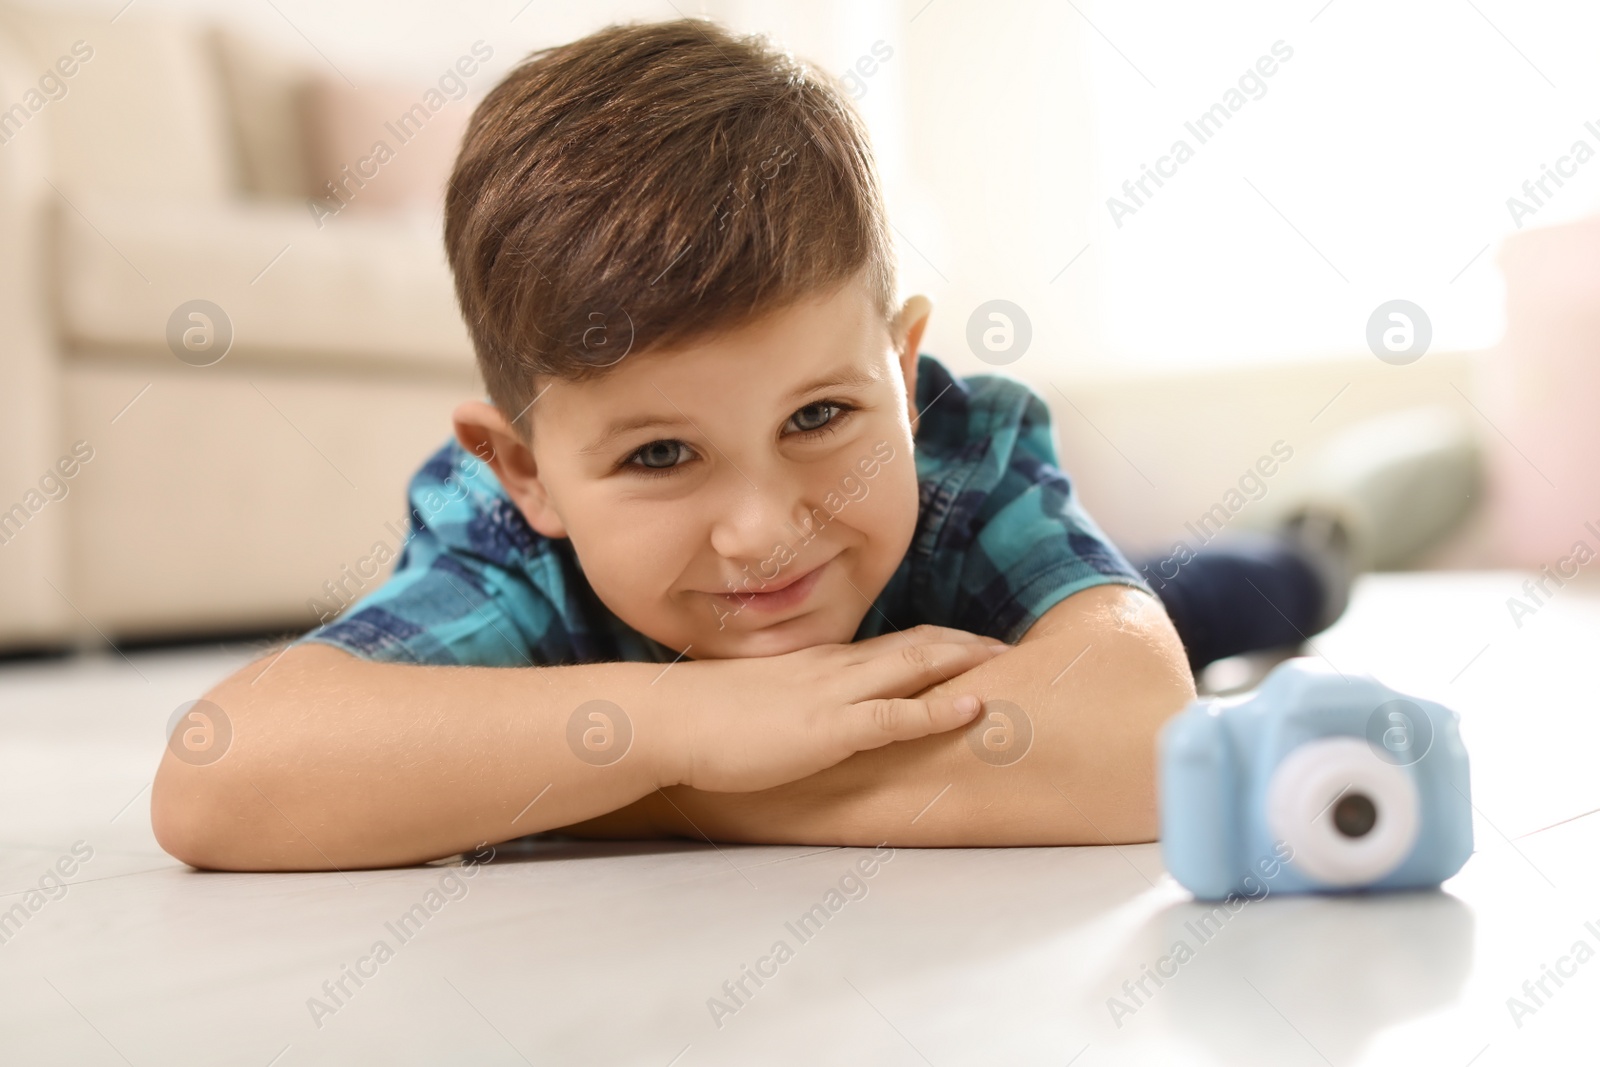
[710,558,832,615]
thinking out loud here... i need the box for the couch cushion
[62,359,480,635]
[55,194,476,371]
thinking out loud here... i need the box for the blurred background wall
[2,0,1596,651]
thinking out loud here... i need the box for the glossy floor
[1,572,1596,1065]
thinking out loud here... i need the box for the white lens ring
[1267,737,1420,887]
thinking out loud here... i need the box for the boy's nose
[706,470,815,564]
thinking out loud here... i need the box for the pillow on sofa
[206,26,312,200]
[297,73,473,220]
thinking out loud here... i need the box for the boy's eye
[619,400,855,478]
[786,401,850,435]
[627,440,693,472]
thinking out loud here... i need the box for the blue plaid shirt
[291,354,1150,665]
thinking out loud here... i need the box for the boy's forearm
[153,587,1190,869]
[567,585,1195,847]
[151,643,680,871]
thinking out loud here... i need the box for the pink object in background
[298,75,475,218]
[1482,215,1600,568]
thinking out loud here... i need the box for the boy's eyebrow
[782,364,883,402]
[578,414,689,456]
[578,364,883,455]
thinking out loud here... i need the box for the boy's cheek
[847,461,920,582]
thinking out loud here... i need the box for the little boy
[151,19,1344,871]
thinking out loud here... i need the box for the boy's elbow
[151,757,219,869]
[1026,582,1196,727]
[1091,603,1196,842]
[151,683,293,871]
[151,751,258,871]
[152,644,353,871]
[1022,584,1197,844]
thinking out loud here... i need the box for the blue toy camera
[1158,657,1473,900]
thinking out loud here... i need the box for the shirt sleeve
[911,360,1152,644]
[288,442,575,667]
[290,531,566,667]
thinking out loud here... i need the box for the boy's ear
[451,400,569,540]
[892,294,933,434]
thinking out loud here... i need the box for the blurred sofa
[0,4,484,650]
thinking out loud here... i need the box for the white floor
[2,572,1598,1066]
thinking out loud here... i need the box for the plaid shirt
[291,354,1150,666]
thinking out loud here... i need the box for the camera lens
[1332,792,1378,838]
[1267,737,1419,886]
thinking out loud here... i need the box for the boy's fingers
[845,624,994,661]
[844,620,992,662]
[847,639,1009,699]
[839,694,984,753]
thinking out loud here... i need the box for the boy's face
[455,276,932,660]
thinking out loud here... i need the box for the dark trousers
[1132,534,1326,673]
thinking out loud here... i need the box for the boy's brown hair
[444,18,898,440]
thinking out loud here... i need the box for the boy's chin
[687,611,861,660]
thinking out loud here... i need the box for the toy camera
[1159,657,1473,901]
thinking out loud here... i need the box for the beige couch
[0,5,484,650]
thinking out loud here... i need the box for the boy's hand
[656,625,1009,792]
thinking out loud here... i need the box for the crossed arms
[151,583,1194,871]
